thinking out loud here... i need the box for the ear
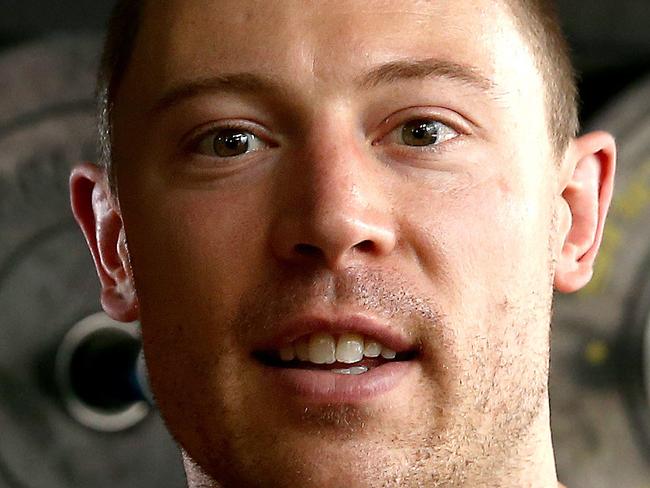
[554,131,616,293]
[69,163,139,322]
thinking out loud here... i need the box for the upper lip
[252,312,418,354]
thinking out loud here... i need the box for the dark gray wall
[557,0,650,69]
[0,0,112,45]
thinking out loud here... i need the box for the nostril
[292,239,379,265]
[294,243,324,259]
[354,240,375,253]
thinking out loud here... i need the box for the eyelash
[185,122,271,158]
[379,118,461,152]
[185,115,464,160]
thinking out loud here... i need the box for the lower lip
[261,361,416,403]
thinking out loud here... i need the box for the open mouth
[253,331,419,375]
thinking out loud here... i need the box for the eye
[392,118,459,148]
[194,128,268,158]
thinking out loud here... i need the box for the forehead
[129,0,539,99]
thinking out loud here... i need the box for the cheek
[121,187,274,457]
[401,174,554,421]
[403,173,554,356]
[122,185,271,335]
[409,177,551,286]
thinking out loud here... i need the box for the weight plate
[0,35,185,488]
[551,72,650,488]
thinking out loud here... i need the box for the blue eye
[398,119,458,147]
[195,128,267,157]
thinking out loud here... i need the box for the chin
[184,438,410,488]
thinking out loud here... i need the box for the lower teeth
[331,366,369,375]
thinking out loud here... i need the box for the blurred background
[0,1,649,487]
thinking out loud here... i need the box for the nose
[269,126,397,271]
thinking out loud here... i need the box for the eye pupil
[402,120,440,146]
[214,129,250,157]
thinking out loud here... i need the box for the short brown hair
[97,0,144,189]
[504,0,580,154]
[96,0,579,186]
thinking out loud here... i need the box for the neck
[182,450,217,488]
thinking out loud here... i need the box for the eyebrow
[149,58,497,115]
[357,58,496,93]
[149,73,287,115]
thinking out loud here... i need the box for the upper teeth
[278,332,397,365]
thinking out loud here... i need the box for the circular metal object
[55,312,149,433]
[0,35,185,488]
[618,251,650,456]
[551,71,650,488]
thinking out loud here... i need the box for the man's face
[112,0,559,486]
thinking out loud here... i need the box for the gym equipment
[0,35,186,488]
[551,72,650,488]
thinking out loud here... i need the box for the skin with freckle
[69,0,615,487]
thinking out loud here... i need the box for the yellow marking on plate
[584,340,609,366]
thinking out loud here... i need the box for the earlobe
[70,163,139,322]
[554,131,616,293]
